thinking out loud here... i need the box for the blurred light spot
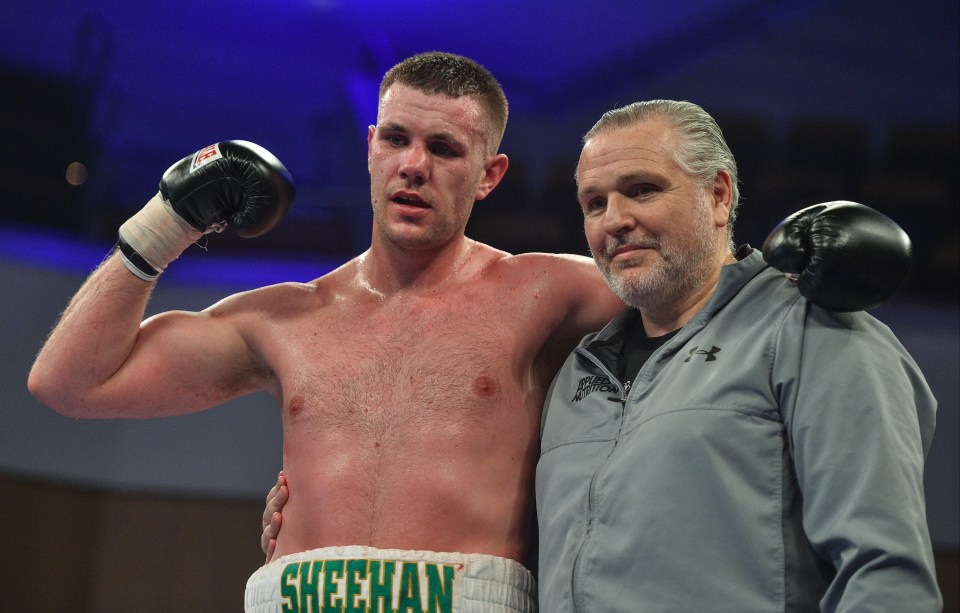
[65,161,88,186]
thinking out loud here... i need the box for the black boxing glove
[160,140,295,237]
[118,141,295,281]
[762,201,912,311]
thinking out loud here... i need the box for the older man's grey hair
[580,100,741,250]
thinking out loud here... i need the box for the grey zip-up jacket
[536,248,940,612]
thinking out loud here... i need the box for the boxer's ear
[476,153,509,201]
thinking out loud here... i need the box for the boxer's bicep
[119,305,266,417]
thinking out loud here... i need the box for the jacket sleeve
[774,304,941,612]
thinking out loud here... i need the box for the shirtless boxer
[28,52,622,612]
[28,52,903,613]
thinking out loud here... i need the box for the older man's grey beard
[592,201,718,311]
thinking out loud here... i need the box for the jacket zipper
[611,380,632,408]
[570,349,631,612]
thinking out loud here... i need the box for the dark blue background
[1,0,956,296]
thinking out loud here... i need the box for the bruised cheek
[441,166,470,191]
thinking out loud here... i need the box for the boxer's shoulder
[487,250,596,280]
[490,251,607,303]
[264,257,366,300]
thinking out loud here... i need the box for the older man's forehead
[588,119,673,153]
[580,130,670,172]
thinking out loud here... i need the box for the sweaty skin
[259,247,614,561]
[28,83,624,565]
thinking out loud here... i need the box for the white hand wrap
[117,193,203,281]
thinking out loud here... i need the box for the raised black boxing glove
[762,201,912,311]
[159,140,295,237]
[117,141,295,281]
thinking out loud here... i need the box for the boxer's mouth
[393,192,429,207]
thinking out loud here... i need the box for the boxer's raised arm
[28,141,295,419]
[28,253,260,418]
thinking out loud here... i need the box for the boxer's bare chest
[264,285,539,438]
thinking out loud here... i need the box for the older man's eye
[632,184,658,197]
[584,198,605,212]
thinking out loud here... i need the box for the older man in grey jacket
[535,99,939,612]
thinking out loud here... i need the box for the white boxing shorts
[245,545,536,612]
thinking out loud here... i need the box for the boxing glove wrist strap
[117,194,203,281]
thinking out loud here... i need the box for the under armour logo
[684,345,721,362]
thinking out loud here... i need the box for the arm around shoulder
[539,252,624,337]
[513,252,624,381]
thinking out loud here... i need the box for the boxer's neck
[359,238,480,297]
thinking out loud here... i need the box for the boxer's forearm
[28,252,155,415]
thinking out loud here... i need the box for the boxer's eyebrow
[376,121,409,138]
[378,122,465,154]
[425,131,465,154]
